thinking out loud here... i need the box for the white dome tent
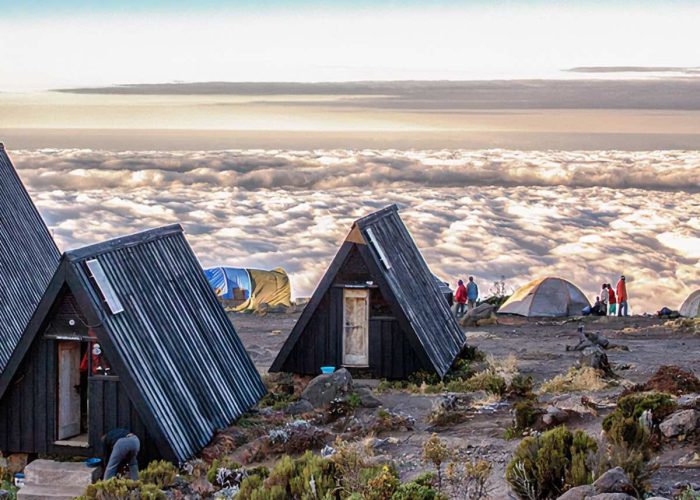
[679,290,700,318]
[498,277,590,317]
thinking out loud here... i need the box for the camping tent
[498,277,590,317]
[680,290,700,318]
[204,267,252,300]
[204,266,292,311]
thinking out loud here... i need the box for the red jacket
[616,280,627,301]
[608,287,616,304]
[455,284,467,304]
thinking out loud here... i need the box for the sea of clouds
[12,149,700,313]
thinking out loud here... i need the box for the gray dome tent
[680,290,700,318]
[498,277,590,317]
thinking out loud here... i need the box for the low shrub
[539,367,610,394]
[602,392,675,451]
[505,426,598,499]
[139,460,177,489]
[79,478,165,500]
[238,451,336,499]
[508,374,535,399]
[422,434,451,491]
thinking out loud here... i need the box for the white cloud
[13,148,700,312]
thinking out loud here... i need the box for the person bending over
[102,428,140,480]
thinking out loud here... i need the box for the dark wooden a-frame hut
[0,225,265,463]
[271,205,465,379]
[0,144,60,373]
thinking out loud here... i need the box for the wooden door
[57,341,81,439]
[343,288,369,367]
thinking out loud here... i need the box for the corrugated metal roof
[355,205,464,377]
[65,225,265,461]
[271,204,464,378]
[0,144,60,372]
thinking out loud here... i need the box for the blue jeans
[456,302,466,317]
[618,300,628,316]
[104,435,140,480]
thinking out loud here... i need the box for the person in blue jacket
[466,276,479,311]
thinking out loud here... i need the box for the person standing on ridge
[455,279,467,318]
[616,275,629,316]
[466,276,479,311]
[607,283,617,316]
[599,283,608,316]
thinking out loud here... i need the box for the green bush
[238,451,336,499]
[602,392,675,451]
[138,460,177,489]
[392,481,440,500]
[505,426,598,499]
[79,478,148,500]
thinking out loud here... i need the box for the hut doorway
[56,340,86,443]
[342,288,369,367]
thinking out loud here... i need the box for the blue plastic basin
[320,366,335,374]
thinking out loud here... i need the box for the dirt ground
[230,312,700,498]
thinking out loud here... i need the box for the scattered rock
[459,303,497,326]
[542,405,570,427]
[301,368,353,408]
[659,409,700,438]
[556,484,595,500]
[0,490,11,500]
[286,399,314,415]
[579,346,613,375]
[593,467,634,494]
[676,393,700,407]
[354,386,382,408]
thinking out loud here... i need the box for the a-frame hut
[271,205,465,380]
[0,225,265,463]
[0,143,60,373]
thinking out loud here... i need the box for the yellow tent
[234,268,292,312]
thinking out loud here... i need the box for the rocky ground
[226,312,700,498]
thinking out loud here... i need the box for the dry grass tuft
[539,366,610,394]
[486,353,519,385]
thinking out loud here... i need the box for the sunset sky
[1,0,698,311]
[1,0,699,89]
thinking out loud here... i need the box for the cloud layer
[11,148,700,313]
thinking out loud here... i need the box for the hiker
[102,428,140,480]
[607,283,617,315]
[466,276,479,311]
[616,275,628,316]
[599,284,608,316]
[591,296,606,316]
[454,280,467,317]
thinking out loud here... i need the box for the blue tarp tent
[204,267,252,300]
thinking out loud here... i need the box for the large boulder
[459,303,497,326]
[300,368,353,408]
[556,485,595,500]
[659,409,700,438]
[354,386,382,408]
[593,467,633,494]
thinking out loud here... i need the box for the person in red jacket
[607,283,617,316]
[616,275,628,316]
[454,279,467,318]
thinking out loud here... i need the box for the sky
[1,0,699,89]
[1,1,698,312]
